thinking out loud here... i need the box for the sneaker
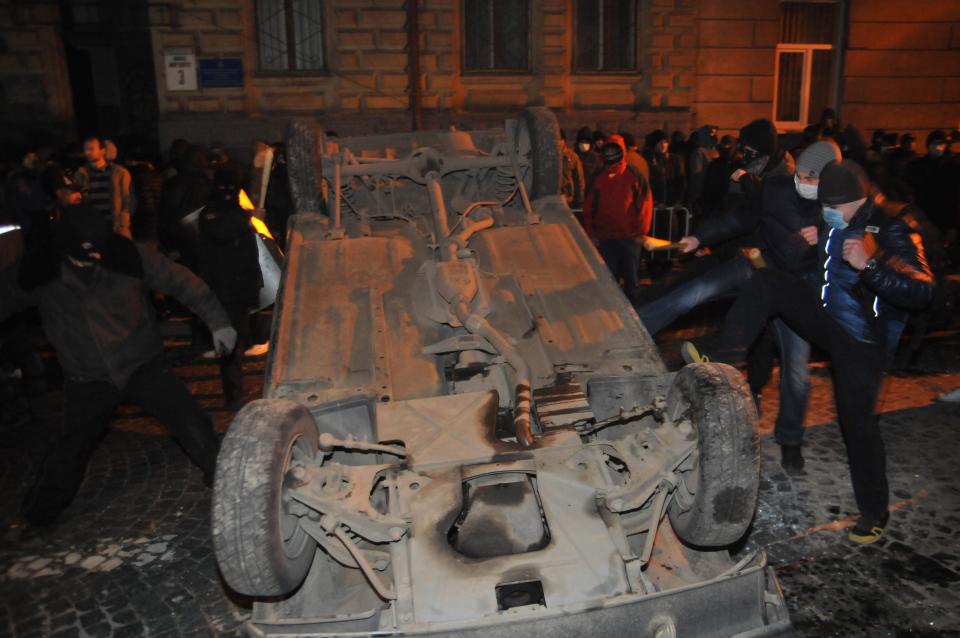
[244,342,270,357]
[780,444,805,474]
[937,388,960,403]
[848,512,889,545]
[680,341,710,365]
[201,349,218,360]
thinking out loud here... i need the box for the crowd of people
[563,109,957,545]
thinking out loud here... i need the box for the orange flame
[250,216,274,240]
[238,188,255,211]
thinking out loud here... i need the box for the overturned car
[211,108,790,637]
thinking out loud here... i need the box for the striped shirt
[85,166,112,219]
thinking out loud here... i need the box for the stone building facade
[1,0,958,157]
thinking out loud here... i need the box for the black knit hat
[818,160,869,206]
[739,119,778,157]
[645,129,667,149]
[41,166,81,196]
[926,129,948,146]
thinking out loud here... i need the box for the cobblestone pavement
[1,296,959,637]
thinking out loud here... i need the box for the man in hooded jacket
[582,134,653,304]
[1,205,237,526]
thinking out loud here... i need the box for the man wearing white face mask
[685,159,934,544]
[640,141,840,472]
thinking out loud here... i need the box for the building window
[256,0,325,72]
[463,0,529,72]
[575,0,637,72]
[773,2,839,129]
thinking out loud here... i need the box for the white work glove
[212,326,238,355]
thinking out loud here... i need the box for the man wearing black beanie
[0,205,237,527]
[683,159,934,544]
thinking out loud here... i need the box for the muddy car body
[211,109,790,637]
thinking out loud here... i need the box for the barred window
[575,0,637,72]
[256,0,325,72]
[463,0,529,72]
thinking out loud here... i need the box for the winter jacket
[561,145,586,209]
[903,154,960,234]
[129,163,164,243]
[1,238,230,386]
[687,126,718,207]
[159,147,211,271]
[625,149,650,183]
[578,149,603,195]
[646,151,686,206]
[74,162,135,239]
[583,136,653,241]
[695,174,821,274]
[199,203,263,310]
[818,197,934,351]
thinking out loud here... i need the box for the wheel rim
[279,433,314,560]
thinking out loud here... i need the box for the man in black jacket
[199,166,263,410]
[686,160,934,544]
[1,206,237,526]
[640,140,841,471]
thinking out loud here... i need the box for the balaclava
[58,204,110,263]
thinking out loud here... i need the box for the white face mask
[794,174,818,200]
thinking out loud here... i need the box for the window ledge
[252,70,330,78]
[572,70,641,76]
[460,70,533,77]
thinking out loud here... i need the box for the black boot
[780,444,805,474]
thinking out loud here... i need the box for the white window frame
[772,43,833,131]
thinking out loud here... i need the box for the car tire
[521,106,562,199]
[211,399,319,597]
[285,119,323,214]
[666,363,760,548]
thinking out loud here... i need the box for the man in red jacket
[583,134,654,304]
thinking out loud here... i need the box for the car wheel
[285,119,324,214]
[666,363,760,547]
[211,399,319,597]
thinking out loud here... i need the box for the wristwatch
[863,258,878,272]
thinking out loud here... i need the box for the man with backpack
[582,134,653,304]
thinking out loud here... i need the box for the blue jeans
[638,255,753,335]
[638,256,811,446]
[597,239,641,305]
[770,318,811,447]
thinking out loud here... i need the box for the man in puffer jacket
[1,205,237,526]
[582,134,653,304]
[686,160,934,544]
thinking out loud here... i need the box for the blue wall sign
[199,58,244,89]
